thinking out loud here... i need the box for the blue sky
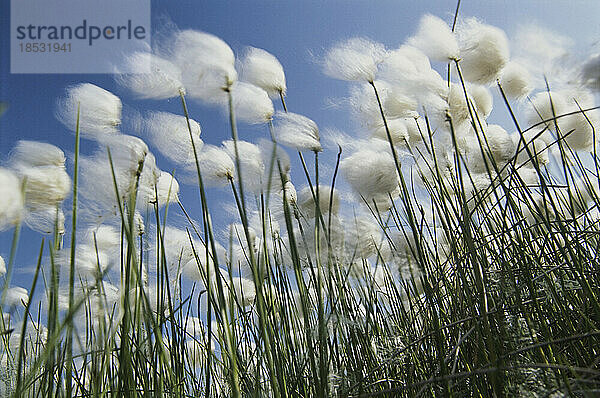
[1,0,599,286]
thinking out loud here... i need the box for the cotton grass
[239,47,287,98]
[143,111,203,166]
[172,30,237,103]
[407,14,459,62]
[500,61,533,99]
[195,145,235,186]
[56,83,122,138]
[272,111,321,152]
[323,37,386,82]
[227,82,274,124]
[456,18,510,84]
[117,52,185,99]
[0,167,24,229]
[340,148,400,202]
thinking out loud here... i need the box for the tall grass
[2,8,600,398]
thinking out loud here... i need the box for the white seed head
[582,53,600,91]
[86,224,121,253]
[482,124,515,165]
[5,287,28,309]
[9,140,66,168]
[272,111,321,152]
[16,165,71,209]
[447,83,473,125]
[160,226,202,275]
[345,216,383,259]
[144,111,203,165]
[182,245,226,285]
[151,171,180,206]
[227,82,274,124]
[405,117,428,144]
[379,45,432,80]
[349,82,418,129]
[195,145,235,185]
[258,138,291,192]
[71,244,111,278]
[0,168,24,229]
[456,18,510,84]
[173,30,237,103]
[323,37,386,82]
[24,206,65,235]
[527,89,598,151]
[280,180,297,204]
[0,256,5,276]
[384,85,420,119]
[56,83,122,138]
[117,52,184,99]
[223,140,265,193]
[240,47,286,97]
[514,127,551,167]
[378,46,448,111]
[407,14,459,62]
[370,118,409,146]
[80,135,150,213]
[341,148,399,201]
[297,185,340,217]
[499,62,533,99]
[225,276,256,307]
[469,84,493,119]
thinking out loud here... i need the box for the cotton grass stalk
[239,47,287,98]
[456,18,510,84]
[117,52,185,99]
[143,111,203,166]
[272,111,321,152]
[56,83,122,138]
[0,168,24,230]
[407,14,459,62]
[323,37,386,82]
